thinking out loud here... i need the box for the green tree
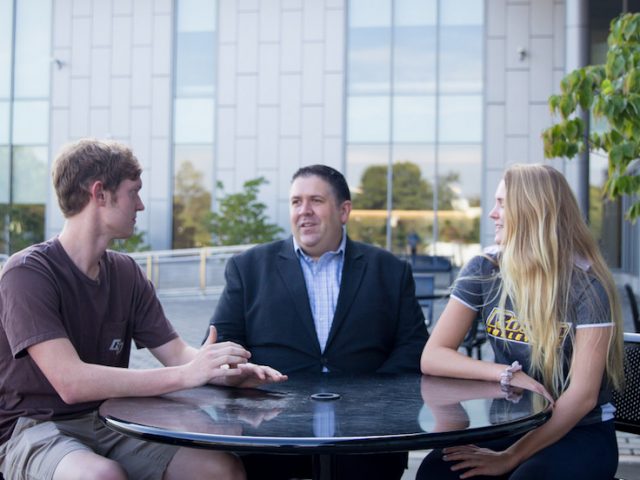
[109,227,150,252]
[542,13,640,220]
[172,161,213,248]
[353,162,431,209]
[352,162,459,210]
[209,177,283,246]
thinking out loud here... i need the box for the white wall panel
[258,107,279,169]
[112,16,132,75]
[51,48,71,108]
[259,44,280,104]
[301,106,323,165]
[324,8,343,71]
[151,77,171,137]
[486,105,505,169]
[219,0,238,43]
[131,108,151,167]
[217,108,236,168]
[486,38,506,103]
[303,0,324,41]
[236,75,258,136]
[218,45,237,105]
[531,0,554,36]
[89,108,110,138]
[110,77,131,137]
[505,70,528,135]
[71,17,91,76]
[506,136,529,165]
[238,12,259,73]
[259,0,281,42]
[69,78,90,138]
[235,138,258,186]
[53,0,73,48]
[280,74,302,135]
[152,14,172,75]
[506,4,529,69]
[91,47,111,107]
[281,11,302,72]
[132,46,152,107]
[302,43,323,104]
[530,37,553,102]
[323,73,343,136]
[133,0,153,45]
[92,0,113,46]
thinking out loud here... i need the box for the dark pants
[416,420,617,480]
[242,452,407,480]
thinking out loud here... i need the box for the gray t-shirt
[452,253,614,425]
[0,238,178,444]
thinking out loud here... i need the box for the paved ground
[129,290,640,479]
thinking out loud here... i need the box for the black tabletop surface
[99,374,550,454]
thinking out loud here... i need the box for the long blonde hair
[498,164,623,398]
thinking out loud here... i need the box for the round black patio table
[99,374,551,480]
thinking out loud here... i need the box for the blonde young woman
[417,164,623,480]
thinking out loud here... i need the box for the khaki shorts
[0,411,179,480]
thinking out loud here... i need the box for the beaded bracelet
[499,360,522,387]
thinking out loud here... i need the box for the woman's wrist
[500,361,522,387]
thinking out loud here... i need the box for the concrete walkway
[130,292,640,479]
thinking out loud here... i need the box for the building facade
[1,0,638,285]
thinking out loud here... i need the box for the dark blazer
[210,236,428,375]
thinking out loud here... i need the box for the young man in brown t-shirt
[0,139,286,480]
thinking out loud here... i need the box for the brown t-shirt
[0,238,178,444]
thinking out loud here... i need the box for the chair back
[413,273,435,327]
[624,284,640,333]
[613,332,640,435]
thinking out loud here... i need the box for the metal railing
[127,245,254,296]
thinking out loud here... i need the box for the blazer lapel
[326,238,366,349]
[276,238,322,353]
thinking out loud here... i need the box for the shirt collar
[293,227,347,261]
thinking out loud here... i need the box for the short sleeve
[0,266,67,358]
[450,255,497,312]
[574,277,612,328]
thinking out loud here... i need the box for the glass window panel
[0,100,9,144]
[347,145,391,248]
[5,203,45,253]
[12,146,47,204]
[395,0,436,26]
[178,0,216,32]
[12,100,49,144]
[176,31,216,96]
[14,0,52,98]
[440,26,483,93]
[441,0,483,26]
[0,146,8,203]
[433,145,482,261]
[172,144,214,249]
[394,26,436,94]
[439,95,482,142]
[174,98,215,144]
[347,96,391,143]
[0,0,13,98]
[393,96,435,143]
[348,27,392,94]
[388,155,436,253]
[350,0,391,27]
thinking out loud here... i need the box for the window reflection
[13,146,47,204]
[0,0,13,98]
[439,96,482,143]
[347,27,392,95]
[0,101,8,145]
[14,0,51,98]
[172,0,217,248]
[0,146,8,203]
[347,97,390,143]
[173,146,214,249]
[346,0,484,262]
[12,100,49,144]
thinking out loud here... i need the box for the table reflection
[99,374,550,453]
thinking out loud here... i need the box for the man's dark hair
[291,165,351,203]
[52,138,142,217]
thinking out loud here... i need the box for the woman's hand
[509,370,555,407]
[442,444,519,478]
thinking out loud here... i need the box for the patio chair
[613,332,640,480]
[413,273,436,327]
[624,284,640,333]
[613,332,640,436]
[461,315,487,360]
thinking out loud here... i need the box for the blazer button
[320,356,328,365]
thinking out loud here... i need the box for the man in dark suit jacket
[210,165,429,479]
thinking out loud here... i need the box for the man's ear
[340,200,352,224]
[90,181,107,205]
